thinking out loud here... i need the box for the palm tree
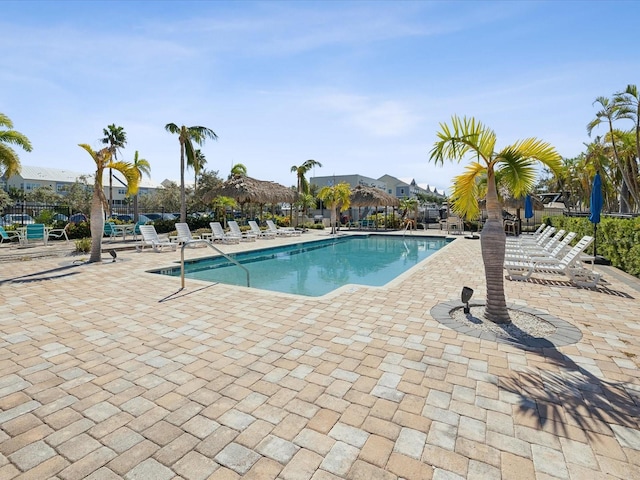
[0,113,32,179]
[131,151,151,222]
[318,182,351,234]
[230,163,247,177]
[101,124,127,217]
[190,149,207,192]
[430,116,562,324]
[295,192,317,222]
[614,84,640,170]
[291,159,323,194]
[587,96,639,212]
[165,124,218,223]
[78,144,140,263]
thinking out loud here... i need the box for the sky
[2,0,639,194]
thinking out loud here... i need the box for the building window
[117,189,126,195]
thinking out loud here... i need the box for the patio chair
[48,223,70,243]
[504,235,600,287]
[104,222,118,241]
[21,224,48,246]
[266,219,301,236]
[505,231,576,262]
[0,226,21,245]
[248,220,276,239]
[228,221,257,242]
[132,219,147,241]
[138,225,177,252]
[210,222,240,244]
[174,222,203,246]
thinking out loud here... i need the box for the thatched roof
[350,185,400,207]
[204,175,296,204]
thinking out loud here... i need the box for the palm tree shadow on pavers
[497,324,639,441]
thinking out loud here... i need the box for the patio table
[111,224,135,240]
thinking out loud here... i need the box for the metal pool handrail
[180,240,250,289]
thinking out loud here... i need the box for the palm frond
[450,162,485,220]
[107,161,140,195]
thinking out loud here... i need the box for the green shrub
[35,209,55,225]
[66,222,91,239]
[548,215,640,277]
[75,237,91,253]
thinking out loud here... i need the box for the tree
[0,113,32,179]
[587,96,639,212]
[190,149,206,191]
[230,163,247,177]
[62,176,92,214]
[131,151,151,221]
[429,116,562,323]
[318,182,351,234]
[0,189,12,211]
[295,193,317,221]
[291,159,323,194]
[165,124,218,223]
[78,144,140,263]
[25,186,63,204]
[101,124,127,216]
[614,84,640,171]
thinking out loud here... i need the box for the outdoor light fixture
[109,249,117,262]
[461,286,473,314]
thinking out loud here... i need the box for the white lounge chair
[504,235,601,287]
[0,226,21,245]
[138,225,177,252]
[47,223,70,243]
[228,221,257,242]
[505,229,567,256]
[506,224,552,246]
[506,226,556,249]
[248,220,276,239]
[174,222,202,246]
[210,222,240,244]
[505,231,576,262]
[266,219,301,236]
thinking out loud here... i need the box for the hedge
[546,215,640,278]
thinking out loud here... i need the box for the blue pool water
[152,235,451,297]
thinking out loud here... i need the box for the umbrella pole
[593,222,598,263]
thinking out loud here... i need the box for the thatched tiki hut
[204,175,297,224]
[349,185,400,229]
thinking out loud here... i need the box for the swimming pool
[152,235,452,297]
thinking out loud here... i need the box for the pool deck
[0,229,639,479]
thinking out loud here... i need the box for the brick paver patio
[1,230,639,479]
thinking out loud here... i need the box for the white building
[2,165,163,206]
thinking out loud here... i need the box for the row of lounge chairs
[503,224,601,287]
[138,220,302,252]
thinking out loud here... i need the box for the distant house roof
[17,165,85,183]
[11,165,163,189]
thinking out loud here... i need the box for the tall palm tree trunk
[180,142,186,223]
[89,184,105,263]
[482,171,509,323]
[109,168,113,217]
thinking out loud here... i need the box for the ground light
[461,286,473,314]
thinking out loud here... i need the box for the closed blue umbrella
[524,194,533,232]
[524,194,534,219]
[589,172,603,259]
